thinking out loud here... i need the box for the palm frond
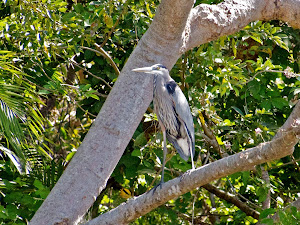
[0,51,51,172]
[0,98,27,168]
[0,145,29,174]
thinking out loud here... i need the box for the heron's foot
[180,168,195,181]
[151,181,164,194]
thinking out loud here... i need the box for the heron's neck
[153,74,173,95]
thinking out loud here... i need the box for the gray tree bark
[30,0,300,224]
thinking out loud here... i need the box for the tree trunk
[30,0,300,224]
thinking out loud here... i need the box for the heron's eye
[156,66,160,70]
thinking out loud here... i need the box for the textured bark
[183,0,300,51]
[30,0,300,224]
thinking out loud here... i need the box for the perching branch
[94,44,120,76]
[85,103,300,224]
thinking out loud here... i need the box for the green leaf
[134,132,147,148]
[248,80,261,99]
[38,89,51,95]
[146,3,153,18]
[104,14,113,28]
[241,171,250,185]
[250,34,263,44]
[231,106,244,116]
[257,186,267,203]
[33,179,44,190]
[271,98,289,109]
[131,149,142,157]
[260,218,274,225]
[232,38,237,57]
[66,151,76,162]
[0,146,23,174]
[34,180,50,199]
[260,208,276,219]
[260,100,272,110]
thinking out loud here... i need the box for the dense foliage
[0,0,299,224]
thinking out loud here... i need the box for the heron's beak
[132,66,153,73]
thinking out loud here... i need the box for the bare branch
[247,69,288,84]
[80,45,120,76]
[198,111,225,156]
[70,59,112,89]
[202,183,260,219]
[95,44,120,76]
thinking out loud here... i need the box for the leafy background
[0,0,299,224]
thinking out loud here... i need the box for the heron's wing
[165,80,195,158]
[166,132,190,161]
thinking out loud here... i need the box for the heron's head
[132,64,169,77]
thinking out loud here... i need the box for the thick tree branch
[182,0,300,51]
[85,109,300,224]
[275,101,300,139]
[137,0,195,69]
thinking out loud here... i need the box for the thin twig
[247,69,285,83]
[30,59,54,82]
[61,84,108,98]
[76,103,97,118]
[290,154,300,173]
[197,111,261,213]
[93,44,120,76]
[268,157,300,171]
[21,75,53,93]
[70,60,112,89]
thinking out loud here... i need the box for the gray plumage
[132,64,195,185]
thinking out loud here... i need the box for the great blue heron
[132,64,195,186]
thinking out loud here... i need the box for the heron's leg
[190,147,195,170]
[180,143,196,182]
[152,124,167,193]
[161,129,167,184]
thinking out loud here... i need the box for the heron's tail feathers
[167,135,194,161]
